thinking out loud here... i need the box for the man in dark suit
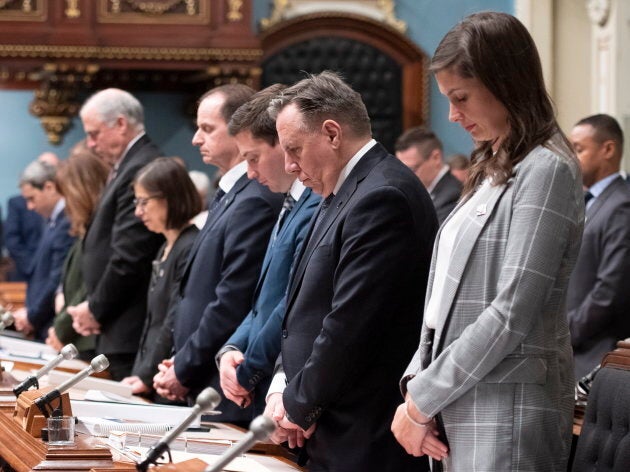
[153,85,282,424]
[265,72,436,471]
[568,113,630,378]
[216,85,320,417]
[12,161,74,340]
[4,195,44,282]
[395,127,462,224]
[68,88,164,380]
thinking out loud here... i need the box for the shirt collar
[588,172,619,200]
[333,138,376,195]
[218,160,248,194]
[427,164,450,193]
[289,179,307,201]
[114,131,145,171]
[50,198,65,223]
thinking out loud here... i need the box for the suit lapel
[430,181,510,358]
[285,145,386,313]
[585,176,624,226]
[182,174,249,282]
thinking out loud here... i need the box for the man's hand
[263,393,309,448]
[121,375,151,395]
[68,301,101,336]
[12,307,34,336]
[391,395,448,461]
[153,358,189,401]
[219,350,252,407]
[45,327,63,351]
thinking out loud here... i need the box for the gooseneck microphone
[204,416,276,472]
[34,354,109,417]
[136,387,221,471]
[0,311,14,331]
[13,344,79,397]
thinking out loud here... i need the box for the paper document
[73,399,202,426]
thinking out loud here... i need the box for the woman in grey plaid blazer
[392,12,584,471]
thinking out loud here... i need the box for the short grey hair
[80,88,145,132]
[268,71,371,137]
[19,160,56,189]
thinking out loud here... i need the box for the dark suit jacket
[568,175,630,378]
[26,207,75,340]
[82,135,164,357]
[431,170,462,224]
[281,143,437,472]
[173,173,282,422]
[4,195,44,281]
[224,187,320,415]
[132,224,198,388]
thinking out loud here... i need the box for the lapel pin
[476,204,487,216]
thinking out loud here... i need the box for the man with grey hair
[12,161,74,340]
[68,88,163,380]
[265,71,436,471]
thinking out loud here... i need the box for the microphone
[13,344,79,397]
[136,387,221,471]
[34,354,109,417]
[203,416,276,472]
[0,311,14,331]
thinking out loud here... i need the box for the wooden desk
[0,282,26,310]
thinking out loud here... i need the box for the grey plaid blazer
[402,134,584,471]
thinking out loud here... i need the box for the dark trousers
[103,352,136,381]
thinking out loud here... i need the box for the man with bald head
[68,88,163,380]
[568,113,630,378]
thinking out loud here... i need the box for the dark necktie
[313,193,335,231]
[276,193,296,233]
[584,190,594,205]
[209,188,226,213]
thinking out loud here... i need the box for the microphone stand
[136,387,221,471]
[13,343,79,397]
[204,416,275,472]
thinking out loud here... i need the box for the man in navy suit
[568,114,630,378]
[265,72,436,471]
[69,88,164,380]
[4,195,44,282]
[216,85,320,418]
[153,85,283,424]
[395,127,462,224]
[12,161,74,340]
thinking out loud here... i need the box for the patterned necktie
[209,188,226,213]
[313,193,335,231]
[277,194,296,233]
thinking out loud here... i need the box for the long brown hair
[56,151,109,237]
[431,12,570,195]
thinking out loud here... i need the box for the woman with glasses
[121,157,201,397]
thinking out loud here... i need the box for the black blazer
[82,135,164,356]
[431,170,462,224]
[568,175,630,377]
[281,143,437,472]
[132,224,199,387]
[173,173,282,422]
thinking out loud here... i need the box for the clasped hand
[391,395,448,461]
[219,350,252,408]
[264,392,316,449]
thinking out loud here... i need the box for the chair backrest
[572,365,630,471]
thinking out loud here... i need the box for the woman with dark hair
[121,157,200,396]
[46,149,109,360]
[392,12,583,471]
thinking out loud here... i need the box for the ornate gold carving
[65,0,80,18]
[227,0,242,21]
[101,0,205,23]
[0,0,44,20]
[261,0,405,33]
[0,44,262,62]
[29,63,99,145]
[260,0,289,30]
[376,0,405,33]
